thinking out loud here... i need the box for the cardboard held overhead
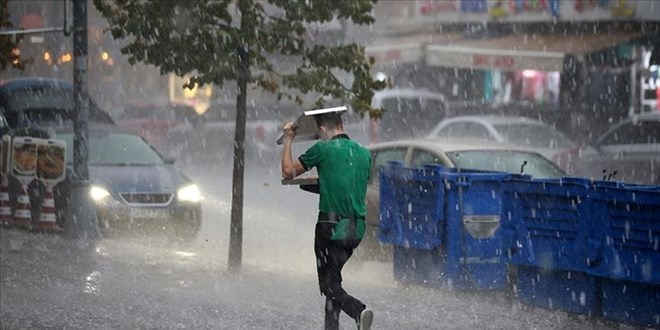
[276,106,347,145]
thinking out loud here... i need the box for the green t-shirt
[299,134,371,220]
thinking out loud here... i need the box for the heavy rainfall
[1,0,659,329]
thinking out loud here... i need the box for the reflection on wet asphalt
[0,160,627,329]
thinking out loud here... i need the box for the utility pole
[64,0,100,241]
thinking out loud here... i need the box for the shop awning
[366,42,424,66]
[365,33,462,67]
[425,32,642,71]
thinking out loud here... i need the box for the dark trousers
[314,222,365,330]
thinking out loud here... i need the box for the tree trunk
[228,44,248,273]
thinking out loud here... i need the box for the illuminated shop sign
[414,0,640,22]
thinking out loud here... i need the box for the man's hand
[283,121,297,143]
[281,121,306,180]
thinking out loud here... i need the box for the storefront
[366,0,660,123]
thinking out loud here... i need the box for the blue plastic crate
[515,265,599,315]
[600,278,660,328]
[503,178,601,272]
[588,185,660,284]
[438,167,512,290]
[392,246,444,287]
[591,179,660,192]
[379,162,444,250]
[381,162,512,290]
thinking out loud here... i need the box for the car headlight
[90,185,110,201]
[177,184,202,203]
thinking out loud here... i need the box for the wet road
[0,158,628,329]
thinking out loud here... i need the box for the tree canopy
[94,0,385,272]
[0,0,24,71]
[94,0,385,117]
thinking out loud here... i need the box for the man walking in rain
[281,111,374,330]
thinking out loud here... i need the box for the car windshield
[494,123,574,149]
[3,86,73,112]
[446,149,565,179]
[57,132,164,165]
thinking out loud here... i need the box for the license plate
[130,208,169,219]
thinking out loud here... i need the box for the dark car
[0,77,115,129]
[6,125,202,241]
[186,99,295,163]
[573,113,660,184]
[117,101,199,153]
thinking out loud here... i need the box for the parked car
[117,101,198,154]
[185,99,297,164]
[573,113,660,184]
[359,137,567,262]
[427,115,585,172]
[0,77,115,129]
[6,125,202,242]
[343,88,447,146]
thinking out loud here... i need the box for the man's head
[314,112,344,140]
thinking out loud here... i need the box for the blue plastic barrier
[502,177,602,314]
[588,184,660,284]
[600,278,660,328]
[503,177,599,272]
[380,162,511,290]
[587,183,660,327]
[515,265,599,315]
[378,162,444,250]
[379,161,660,325]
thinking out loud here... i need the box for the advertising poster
[37,140,67,183]
[11,137,39,179]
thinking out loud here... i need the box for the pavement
[0,227,634,330]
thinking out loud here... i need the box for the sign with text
[412,0,650,23]
[426,44,564,71]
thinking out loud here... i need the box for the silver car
[358,137,566,262]
[427,115,581,171]
[573,113,660,184]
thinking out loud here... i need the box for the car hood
[89,164,189,194]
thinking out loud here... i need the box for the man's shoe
[358,308,373,330]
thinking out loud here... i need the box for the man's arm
[281,122,307,180]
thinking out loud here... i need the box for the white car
[343,88,447,146]
[359,137,566,262]
[573,113,660,184]
[426,115,582,171]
